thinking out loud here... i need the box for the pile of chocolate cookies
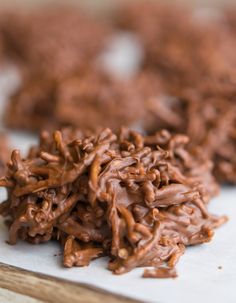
[1,2,236,183]
[0,1,236,278]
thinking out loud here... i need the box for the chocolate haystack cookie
[5,78,57,132]
[4,69,179,135]
[0,7,111,79]
[115,2,236,88]
[0,128,226,277]
[179,83,236,184]
[55,73,144,132]
[133,74,236,183]
[5,72,146,132]
[114,2,236,183]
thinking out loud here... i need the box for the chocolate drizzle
[0,128,227,277]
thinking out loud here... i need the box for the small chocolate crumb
[143,267,177,279]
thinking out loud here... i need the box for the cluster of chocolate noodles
[114,3,236,183]
[5,72,144,132]
[178,83,236,184]
[0,7,113,131]
[0,7,111,79]
[132,75,236,183]
[0,128,226,277]
[116,2,236,88]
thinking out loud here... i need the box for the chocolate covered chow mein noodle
[0,128,226,278]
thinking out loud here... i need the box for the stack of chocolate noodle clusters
[0,1,235,278]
